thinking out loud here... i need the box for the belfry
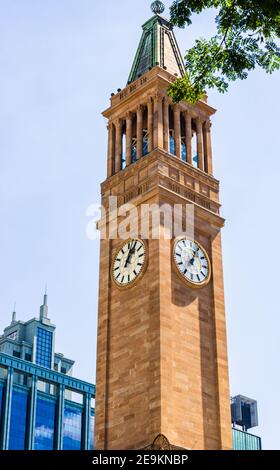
[95,1,232,450]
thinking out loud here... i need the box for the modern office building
[231,395,262,450]
[0,295,95,450]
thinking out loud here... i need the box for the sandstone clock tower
[95,1,232,450]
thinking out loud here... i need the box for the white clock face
[112,239,147,287]
[173,238,211,287]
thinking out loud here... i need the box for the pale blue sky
[0,0,279,449]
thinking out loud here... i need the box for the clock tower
[94,1,232,450]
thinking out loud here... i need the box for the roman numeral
[116,273,120,280]
[197,275,200,282]
[139,253,144,258]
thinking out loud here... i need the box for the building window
[36,328,53,369]
[0,383,3,423]
[63,403,82,450]
[25,353,32,362]
[89,410,95,450]
[34,395,56,450]
[7,331,18,341]
[9,388,28,450]
[13,351,21,358]
[232,428,262,450]
[61,367,67,374]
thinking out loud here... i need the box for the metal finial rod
[151,1,165,15]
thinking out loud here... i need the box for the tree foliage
[168,0,280,103]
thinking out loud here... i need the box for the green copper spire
[127,4,185,84]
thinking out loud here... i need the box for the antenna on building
[40,287,49,321]
[12,302,17,323]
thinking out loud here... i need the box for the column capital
[174,103,181,113]
[113,118,122,129]
[164,96,171,106]
[204,119,212,131]
[154,91,164,102]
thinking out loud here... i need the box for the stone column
[126,112,132,166]
[1,366,13,450]
[147,97,153,153]
[174,105,181,159]
[107,122,114,178]
[153,93,164,149]
[196,117,204,171]
[163,98,170,152]
[26,375,38,450]
[136,105,143,160]
[115,119,122,172]
[82,392,92,450]
[55,383,65,450]
[203,120,213,175]
[185,112,192,165]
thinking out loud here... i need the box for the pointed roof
[127,13,185,85]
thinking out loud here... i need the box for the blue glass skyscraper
[0,295,95,450]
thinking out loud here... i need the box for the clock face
[112,239,147,288]
[173,238,211,288]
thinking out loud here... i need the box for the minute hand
[125,242,137,267]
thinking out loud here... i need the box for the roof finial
[151,1,165,15]
[12,302,17,323]
[40,288,49,321]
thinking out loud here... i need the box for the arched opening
[142,106,148,156]
[131,113,137,163]
[181,113,186,162]
[121,122,126,170]
[192,119,198,168]
[169,107,175,156]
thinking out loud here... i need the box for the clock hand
[125,241,137,268]
[188,247,200,267]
